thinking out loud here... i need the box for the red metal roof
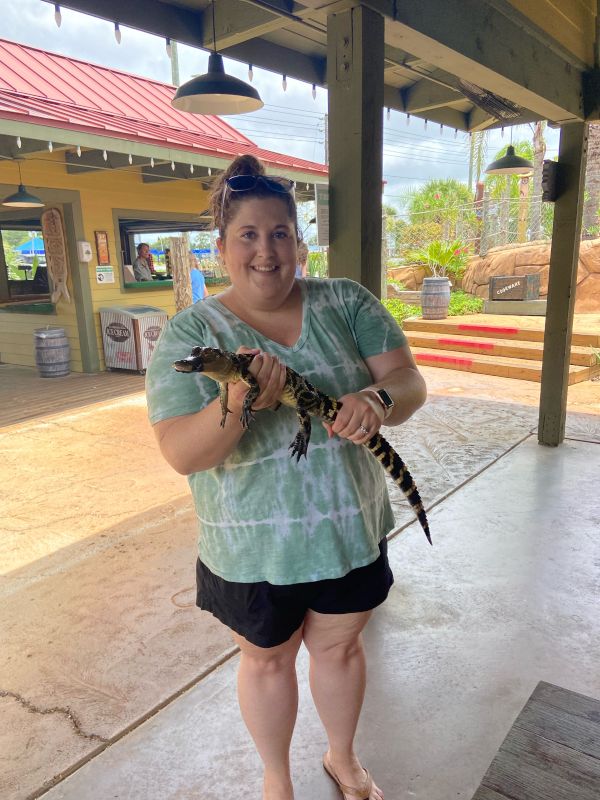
[0,38,328,177]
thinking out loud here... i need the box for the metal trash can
[34,327,70,378]
[99,306,168,373]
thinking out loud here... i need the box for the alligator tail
[366,433,432,545]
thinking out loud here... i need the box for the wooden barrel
[421,277,451,320]
[34,327,70,377]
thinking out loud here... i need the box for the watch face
[377,388,394,409]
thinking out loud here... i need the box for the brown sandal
[323,752,372,800]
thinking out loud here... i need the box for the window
[118,218,216,286]
[0,226,50,304]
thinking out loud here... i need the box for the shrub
[382,299,421,328]
[448,290,483,316]
[406,239,472,279]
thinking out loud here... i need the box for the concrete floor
[38,434,600,800]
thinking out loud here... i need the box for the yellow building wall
[507,0,596,66]
[0,153,210,371]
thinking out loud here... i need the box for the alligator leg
[288,408,312,462]
[217,383,230,428]
[240,375,261,429]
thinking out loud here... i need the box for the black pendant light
[171,0,263,115]
[2,160,44,208]
[485,144,533,176]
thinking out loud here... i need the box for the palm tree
[468,130,489,191]
[530,121,546,240]
[582,123,600,239]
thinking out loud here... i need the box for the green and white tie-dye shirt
[146,277,407,585]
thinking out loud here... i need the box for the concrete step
[405,330,597,367]
[411,347,600,384]
[483,299,547,315]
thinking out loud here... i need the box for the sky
[3,0,560,210]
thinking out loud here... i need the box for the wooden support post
[538,123,588,447]
[327,6,384,297]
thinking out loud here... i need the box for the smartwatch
[361,388,394,419]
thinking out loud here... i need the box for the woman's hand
[228,347,287,413]
[323,391,385,444]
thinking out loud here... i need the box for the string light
[16,136,21,149]
[208,167,212,176]
[501,126,505,138]
[114,22,121,44]
[306,183,309,190]
[166,38,172,59]
[440,124,444,134]
[48,141,53,152]
[454,129,458,139]
[248,64,253,82]
[150,157,154,168]
[171,160,175,171]
[312,84,316,100]
[54,4,61,27]
[424,119,428,130]
[282,74,287,91]
[103,150,108,161]
[128,154,132,164]
[406,114,410,126]
[76,145,81,157]
[190,163,194,174]
[387,108,391,121]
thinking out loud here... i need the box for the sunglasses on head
[226,175,295,194]
[220,174,296,232]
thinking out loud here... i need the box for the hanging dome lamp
[171,0,263,115]
[485,145,533,176]
[2,159,44,208]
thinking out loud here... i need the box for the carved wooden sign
[41,207,71,304]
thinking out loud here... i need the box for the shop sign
[96,265,115,284]
[315,184,329,247]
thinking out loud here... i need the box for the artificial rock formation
[388,239,600,311]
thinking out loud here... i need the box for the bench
[471,681,600,800]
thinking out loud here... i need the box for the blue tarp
[14,237,45,255]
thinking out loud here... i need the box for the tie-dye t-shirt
[146,278,407,585]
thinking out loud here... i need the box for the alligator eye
[191,346,201,356]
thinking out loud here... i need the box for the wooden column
[538,123,588,447]
[327,5,384,297]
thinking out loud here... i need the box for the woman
[146,155,427,800]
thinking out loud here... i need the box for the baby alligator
[173,346,431,545]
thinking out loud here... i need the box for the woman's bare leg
[302,610,384,800]
[232,626,304,800]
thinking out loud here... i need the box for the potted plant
[407,239,471,319]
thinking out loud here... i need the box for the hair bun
[224,154,265,180]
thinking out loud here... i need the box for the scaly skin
[173,346,431,545]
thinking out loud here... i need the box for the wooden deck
[471,682,600,800]
[0,365,145,427]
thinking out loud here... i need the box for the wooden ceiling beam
[384,0,584,122]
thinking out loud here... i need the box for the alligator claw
[288,434,309,462]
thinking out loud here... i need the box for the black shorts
[195,537,394,649]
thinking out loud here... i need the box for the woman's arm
[152,349,287,475]
[326,344,426,443]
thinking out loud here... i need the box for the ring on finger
[358,424,369,435]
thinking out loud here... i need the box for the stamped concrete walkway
[1,365,599,799]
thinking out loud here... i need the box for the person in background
[146,154,427,800]
[133,242,153,281]
[190,252,209,302]
[295,241,309,278]
[164,248,172,277]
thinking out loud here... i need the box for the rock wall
[462,239,600,312]
[388,239,600,312]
